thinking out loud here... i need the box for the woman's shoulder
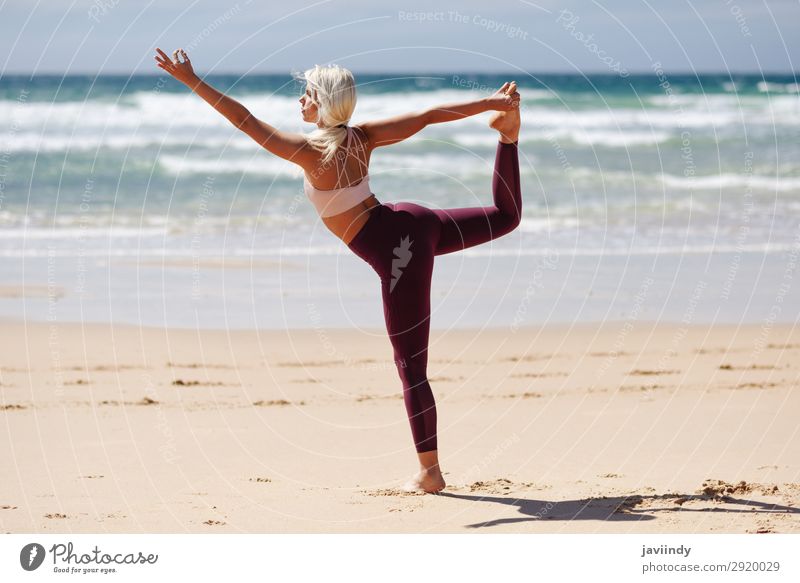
[349,124,372,155]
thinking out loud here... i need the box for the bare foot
[402,467,446,494]
[489,81,520,144]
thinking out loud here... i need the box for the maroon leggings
[346,140,522,452]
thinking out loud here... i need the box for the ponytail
[292,64,357,165]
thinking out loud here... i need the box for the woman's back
[305,125,371,190]
[303,125,376,219]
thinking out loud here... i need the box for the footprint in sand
[172,379,228,387]
[452,478,540,495]
[167,362,235,369]
[698,479,781,498]
[362,488,426,497]
[720,363,778,370]
[276,360,342,368]
[355,394,402,402]
[734,382,780,390]
[502,353,565,363]
[619,384,666,392]
[97,397,158,406]
[70,365,147,371]
[502,392,543,399]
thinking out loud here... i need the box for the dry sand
[1,318,798,533]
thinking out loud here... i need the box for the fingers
[154,47,190,72]
[154,48,172,67]
[498,81,510,93]
[172,48,189,63]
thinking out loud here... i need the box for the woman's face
[299,85,319,124]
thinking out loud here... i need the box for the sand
[1,318,798,533]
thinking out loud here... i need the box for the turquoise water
[1,73,798,328]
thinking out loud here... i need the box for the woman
[154,48,522,493]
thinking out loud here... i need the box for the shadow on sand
[433,491,797,529]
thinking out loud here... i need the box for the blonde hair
[292,64,357,165]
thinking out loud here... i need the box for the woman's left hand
[486,81,520,111]
[154,48,197,86]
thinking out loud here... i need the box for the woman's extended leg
[432,108,522,256]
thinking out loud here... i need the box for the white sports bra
[303,125,373,218]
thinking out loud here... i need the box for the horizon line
[2,70,798,77]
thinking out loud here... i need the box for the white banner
[1,534,797,582]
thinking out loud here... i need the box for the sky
[0,0,797,75]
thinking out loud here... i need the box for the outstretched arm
[154,48,314,165]
[359,81,519,149]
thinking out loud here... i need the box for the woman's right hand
[486,81,520,111]
[154,47,197,86]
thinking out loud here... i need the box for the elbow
[420,109,434,128]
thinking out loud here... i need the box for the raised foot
[402,468,446,494]
[488,81,521,144]
[489,109,520,144]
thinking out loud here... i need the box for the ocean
[1,73,798,329]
